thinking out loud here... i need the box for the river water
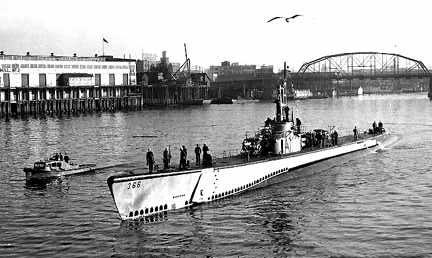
[1,93,431,257]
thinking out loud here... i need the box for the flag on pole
[103,38,109,43]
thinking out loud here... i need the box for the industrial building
[207,61,273,81]
[0,51,209,118]
[0,52,135,86]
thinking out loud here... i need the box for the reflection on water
[24,177,71,192]
[1,93,432,257]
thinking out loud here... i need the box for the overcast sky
[1,0,431,71]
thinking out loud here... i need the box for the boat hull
[25,165,96,180]
[108,136,384,220]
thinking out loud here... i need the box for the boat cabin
[32,159,78,172]
[33,161,46,170]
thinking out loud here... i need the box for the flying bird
[267,14,303,23]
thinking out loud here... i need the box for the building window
[22,74,29,87]
[72,65,79,69]
[39,74,46,87]
[55,64,63,68]
[87,65,93,69]
[20,64,29,68]
[109,65,114,69]
[48,64,54,68]
[109,74,115,86]
[80,65,86,69]
[38,64,46,68]
[30,64,37,68]
[95,74,101,86]
[3,73,10,88]
[102,65,107,69]
[64,65,70,69]
[123,74,128,85]
[94,65,101,69]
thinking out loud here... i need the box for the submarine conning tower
[271,62,301,154]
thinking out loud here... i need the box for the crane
[171,43,191,82]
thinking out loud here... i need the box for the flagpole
[102,38,104,56]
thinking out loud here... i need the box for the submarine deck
[123,132,381,176]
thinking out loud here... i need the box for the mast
[275,62,287,122]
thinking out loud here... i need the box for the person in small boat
[52,153,59,161]
[64,155,70,163]
[194,144,201,166]
[372,121,377,134]
[378,121,383,134]
[146,148,155,173]
[163,147,171,169]
[353,126,358,140]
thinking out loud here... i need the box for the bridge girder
[297,52,430,79]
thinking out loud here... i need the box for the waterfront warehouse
[0,52,136,101]
[0,52,141,116]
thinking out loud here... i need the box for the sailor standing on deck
[333,130,338,145]
[316,131,322,148]
[284,106,290,122]
[203,144,209,154]
[180,146,187,170]
[146,148,155,173]
[202,144,212,167]
[296,117,302,134]
[163,147,171,169]
[194,144,201,166]
[353,126,358,141]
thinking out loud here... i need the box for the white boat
[107,67,388,221]
[24,153,96,180]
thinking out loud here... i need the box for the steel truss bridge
[294,52,432,97]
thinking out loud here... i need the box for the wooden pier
[0,85,209,118]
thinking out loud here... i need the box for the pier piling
[0,85,209,119]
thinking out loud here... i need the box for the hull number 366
[127,181,141,189]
